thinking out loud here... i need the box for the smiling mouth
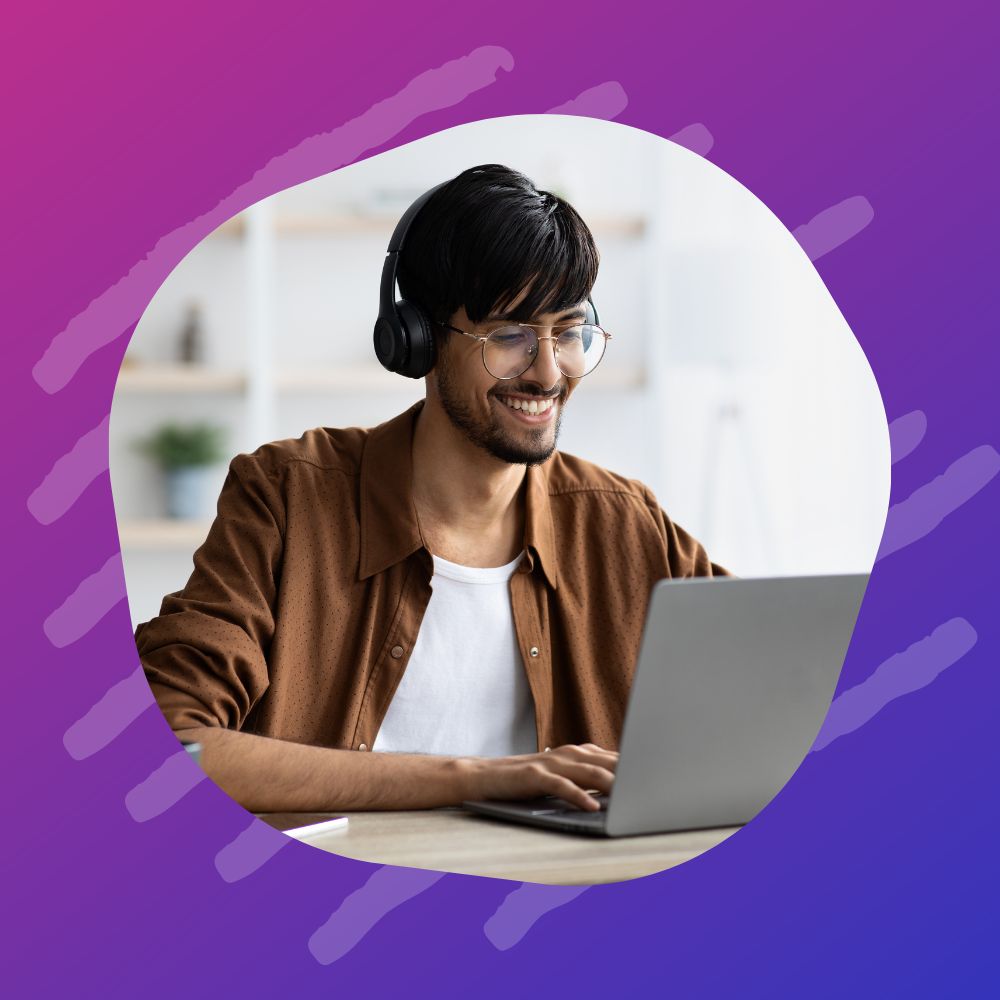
[496,395,556,415]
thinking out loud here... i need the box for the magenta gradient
[3,2,998,996]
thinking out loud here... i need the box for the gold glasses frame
[440,322,612,380]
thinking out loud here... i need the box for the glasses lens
[482,325,608,379]
[483,326,536,378]
[554,325,606,378]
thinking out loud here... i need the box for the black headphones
[373,181,599,380]
[373,182,447,379]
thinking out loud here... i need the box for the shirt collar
[359,401,559,590]
[359,403,425,580]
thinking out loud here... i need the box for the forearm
[175,726,473,812]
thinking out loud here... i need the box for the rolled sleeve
[135,453,285,732]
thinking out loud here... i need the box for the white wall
[112,116,890,626]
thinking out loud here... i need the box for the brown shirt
[137,402,728,753]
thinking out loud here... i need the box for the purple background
[4,2,998,995]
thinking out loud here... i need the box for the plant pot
[165,466,207,520]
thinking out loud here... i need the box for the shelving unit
[118,519,213,549]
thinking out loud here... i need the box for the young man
[136,165,727,815]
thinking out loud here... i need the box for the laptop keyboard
[463,794,611,834]
[527,794,609,815]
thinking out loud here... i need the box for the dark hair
[397,164,599,325]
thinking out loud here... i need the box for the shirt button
[390,645,404,659]
[358,743,368,751]
[529,646,539,658]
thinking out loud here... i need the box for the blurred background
[110,116,890,628]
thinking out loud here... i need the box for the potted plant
[137,423,226,519]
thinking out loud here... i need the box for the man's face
[431,303,586,466]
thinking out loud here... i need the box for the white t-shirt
[372,552,538,757]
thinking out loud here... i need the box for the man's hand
[175,727,617,813]
[458,743,618,811]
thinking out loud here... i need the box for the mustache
[491,384,566,400]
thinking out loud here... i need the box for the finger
[553,744,620,772]
[544,761,616,794]
[582,744,620,763]
[537,771,602,811]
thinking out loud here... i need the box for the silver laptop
[465,574,868,836]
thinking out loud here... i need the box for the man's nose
[523,336,562,391]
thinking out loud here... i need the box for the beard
[434,347,567,466]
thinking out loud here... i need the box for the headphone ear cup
[396,300,436,378]
[373,315,406,373]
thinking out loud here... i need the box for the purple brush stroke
[484,884,590,951]
[125,750,208,822]
[43,551,126,648]
[27,414,110,524]
[793,195,874,261]
[63,667,155,760]
[546,81,628,118]
[813,618,977,752]
[215,819,291,883]
[31,45,514,395]
[308,866,445,965]
[668,123,715,157]
[888,410,928,465]
[877,445,1000,561]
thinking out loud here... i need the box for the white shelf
[213,213,647,239]
[116,365,246,393]
[582,363,646,390]
[119,519,213,549]
[115,362,646,394]
[273,364,417,392]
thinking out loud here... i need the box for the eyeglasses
[442,322,612,380]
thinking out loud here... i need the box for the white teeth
[500,396,553,414]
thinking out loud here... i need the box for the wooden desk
[260,808,739,884]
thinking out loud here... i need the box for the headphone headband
[378,182,448,323]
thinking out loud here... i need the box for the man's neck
[410,400,527,567]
